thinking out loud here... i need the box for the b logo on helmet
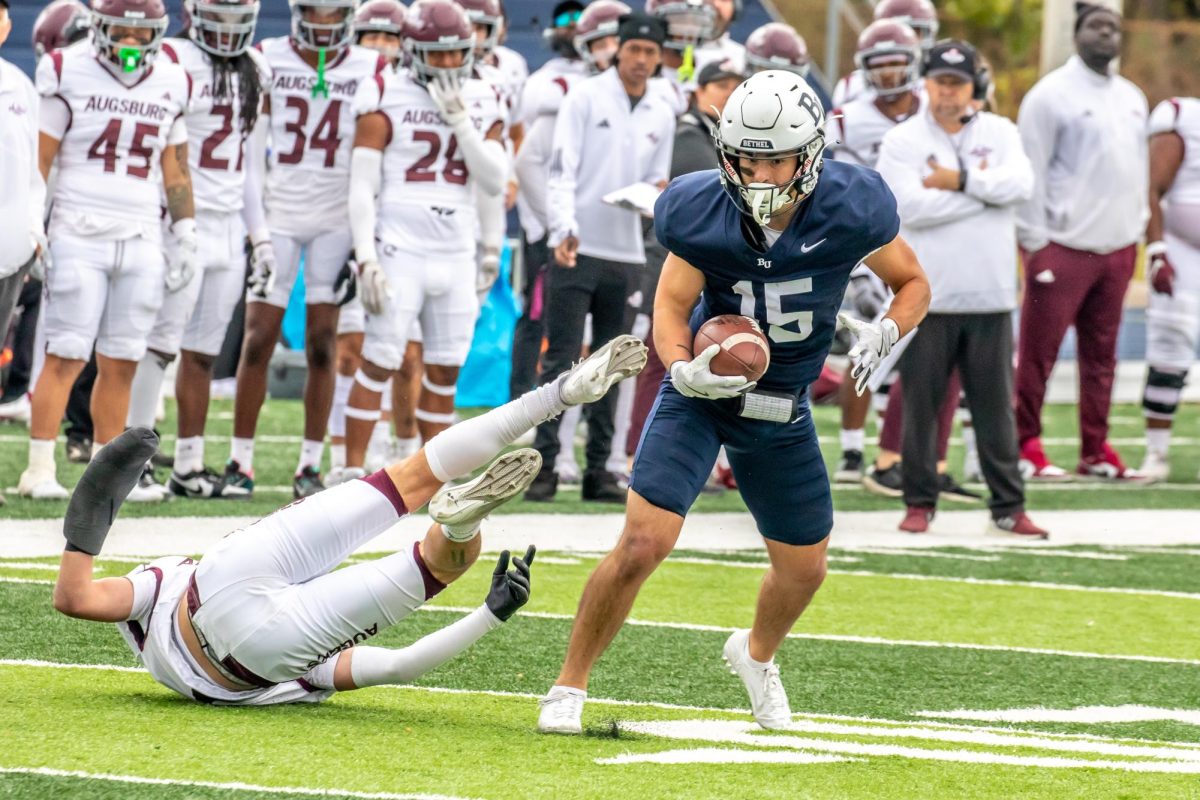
[740,138,773,149]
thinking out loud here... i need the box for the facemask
[742,182,795,226]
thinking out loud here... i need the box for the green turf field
[1,545,1199,799]
[3,398,1199,518]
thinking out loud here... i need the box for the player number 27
[731,279,813,343]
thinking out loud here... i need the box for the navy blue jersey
[654,161,900,392]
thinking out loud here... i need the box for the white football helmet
[714,69,827,226]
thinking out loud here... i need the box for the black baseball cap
[697,59,745,86]
[924,40,977,82]
[618,13,667,47]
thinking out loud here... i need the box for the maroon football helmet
[404,0,474,84]
[91,0,169,75]
[573,0,628,72]
[185,0,259,57]
[289,0,356,51]
[745,22,809,77]
[854,19,921,97]
[33,0,91,58]
[455,0,502,58]
[644,0,716,51]
[872,0,938,51]
[355,0,406,63]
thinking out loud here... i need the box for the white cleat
[0,394,32,425]
[428,448,542,530]
[537,686,586,734]
[126,465,170,503]
[17,467,69,500]
[558,335,648,406]
[722,630,792,730]
[1139,451,1170,484]
[326,466,366,487]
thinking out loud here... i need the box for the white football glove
[429,71,469,128]
[838,312,900,396]
[246,238,276,299]
[165,218,197,293]
[670,345,756,400]
[358,258,391,316]
[29,232,49,281]
[477,248,500,301]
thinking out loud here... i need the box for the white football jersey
[36,42,189,237]
[828,92,923,170]
[1151,98,1200,206]
[353,68,504,255]
[486,45,529,126]
[161,38,271,215]
[832,70,869,107]
[515,58,587,239]
[118,556,333,706]
[259,38,386,236]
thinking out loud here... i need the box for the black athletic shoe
[222,459,255,496]
[171,466,252,499]
[293,465,325,499]
[938,473,984,504]
[582,470,627,503]
[524,466,558,502]
[863,462,904,498]
[834,450,864,484]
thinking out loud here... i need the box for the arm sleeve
[546,90,585,247]
[452,94,508,197]
[26,87,46,241]
[476,181,505,251]
[963,118,1035,207]
[167,116,188,146]
[348,146,383,264]
[876,130,986,230]
[240,110,271,244]
[1014,88,1057,251]
[1148,99,1181,137]
[348,605,502,688]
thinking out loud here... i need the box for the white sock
[231,437,255,472]
[298,439,324,472]
[744,638,774,669]
[961,424,978,457]
[127,351,172,429]
[396,436,421,460]
[28,438,56,474]
[441,519,481,542]
[558,403,581,461]
[369,420,391,451]
[330,443,346,471]
[381,380,393,413]
[175,436,204,474]
[423,380,568,482]
[329,373,353,438]
[1146,427,1171,457]
[840,428,865,453]
[348,606,501,688]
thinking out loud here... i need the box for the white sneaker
[1139,450,1170,484]
[325,466,346,487]
[126,466,169,503]
[722,630,792,730]
[962,448,983,484]
[537,686,586,734]
[554,457,582,486]
[428,449,542,530]
[558,335,648,406]
[0,394,32,425]
[17,467,69,500]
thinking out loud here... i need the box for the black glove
[485,545,535,621]
[333,259,358,307]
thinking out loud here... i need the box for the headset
[920,39,990,102]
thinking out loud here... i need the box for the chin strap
[312,47,330,99]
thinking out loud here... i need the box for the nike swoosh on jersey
[800,238,827,253]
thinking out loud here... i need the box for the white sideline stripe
[828,570,1200,601]
[5,661,1198,750]
[971,547,1130,561]
[918,705,1200,727]
[0,577,51,585]
[834,547,1002,563]
[598,749,859,766]
[0,767,478,800]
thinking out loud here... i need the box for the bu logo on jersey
[757,257,772,270]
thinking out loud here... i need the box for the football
[694,315,771,382]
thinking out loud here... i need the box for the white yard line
[0,767,478,800]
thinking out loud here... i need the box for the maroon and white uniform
[515,57,586,242]
[352,67,504,369]
[35,41,189,362]
[828,92,923,170]
[256,37,386,307]
[147,38,271,357]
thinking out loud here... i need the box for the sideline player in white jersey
[341,0,508,480]
[329,0,410,486]
[1140,97,1200,481]
[645,0,717,115]
[19,0,195,501]
[228,0,388,500]
[50,334,647,706]
[831,0,937,108]
[825,19,922,484]
[119,0,270,500]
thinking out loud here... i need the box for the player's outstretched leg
[558,335,649,407]
[428,449,542,542]
[64,427,159,555]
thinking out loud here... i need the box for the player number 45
[731,278,814,343]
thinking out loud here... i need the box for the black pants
[532,253,634,472]
[0,260,33,396]
[899,312,1024,516]
[66,352,98,441]
[509,232,549,400]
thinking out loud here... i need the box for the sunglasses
[554,9,582,26]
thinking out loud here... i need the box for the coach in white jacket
[876,40,1045,537]
[526,13,675,503]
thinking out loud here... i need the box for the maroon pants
[627,330,667,456]
[1014,242,1135,457]
[879,372,960,460]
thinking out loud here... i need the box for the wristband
[1146,241,1168,258]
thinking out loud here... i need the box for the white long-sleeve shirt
[0,57,44,279]
[1015,55,1148,255]
[547,67,675,264]
[877,108,1034,313]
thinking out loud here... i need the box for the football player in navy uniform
[538,70,930,734]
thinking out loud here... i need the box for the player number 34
[731,278,814,343]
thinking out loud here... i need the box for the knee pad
[1143,367,1188,421]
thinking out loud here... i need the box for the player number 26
[731,278,814,343]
